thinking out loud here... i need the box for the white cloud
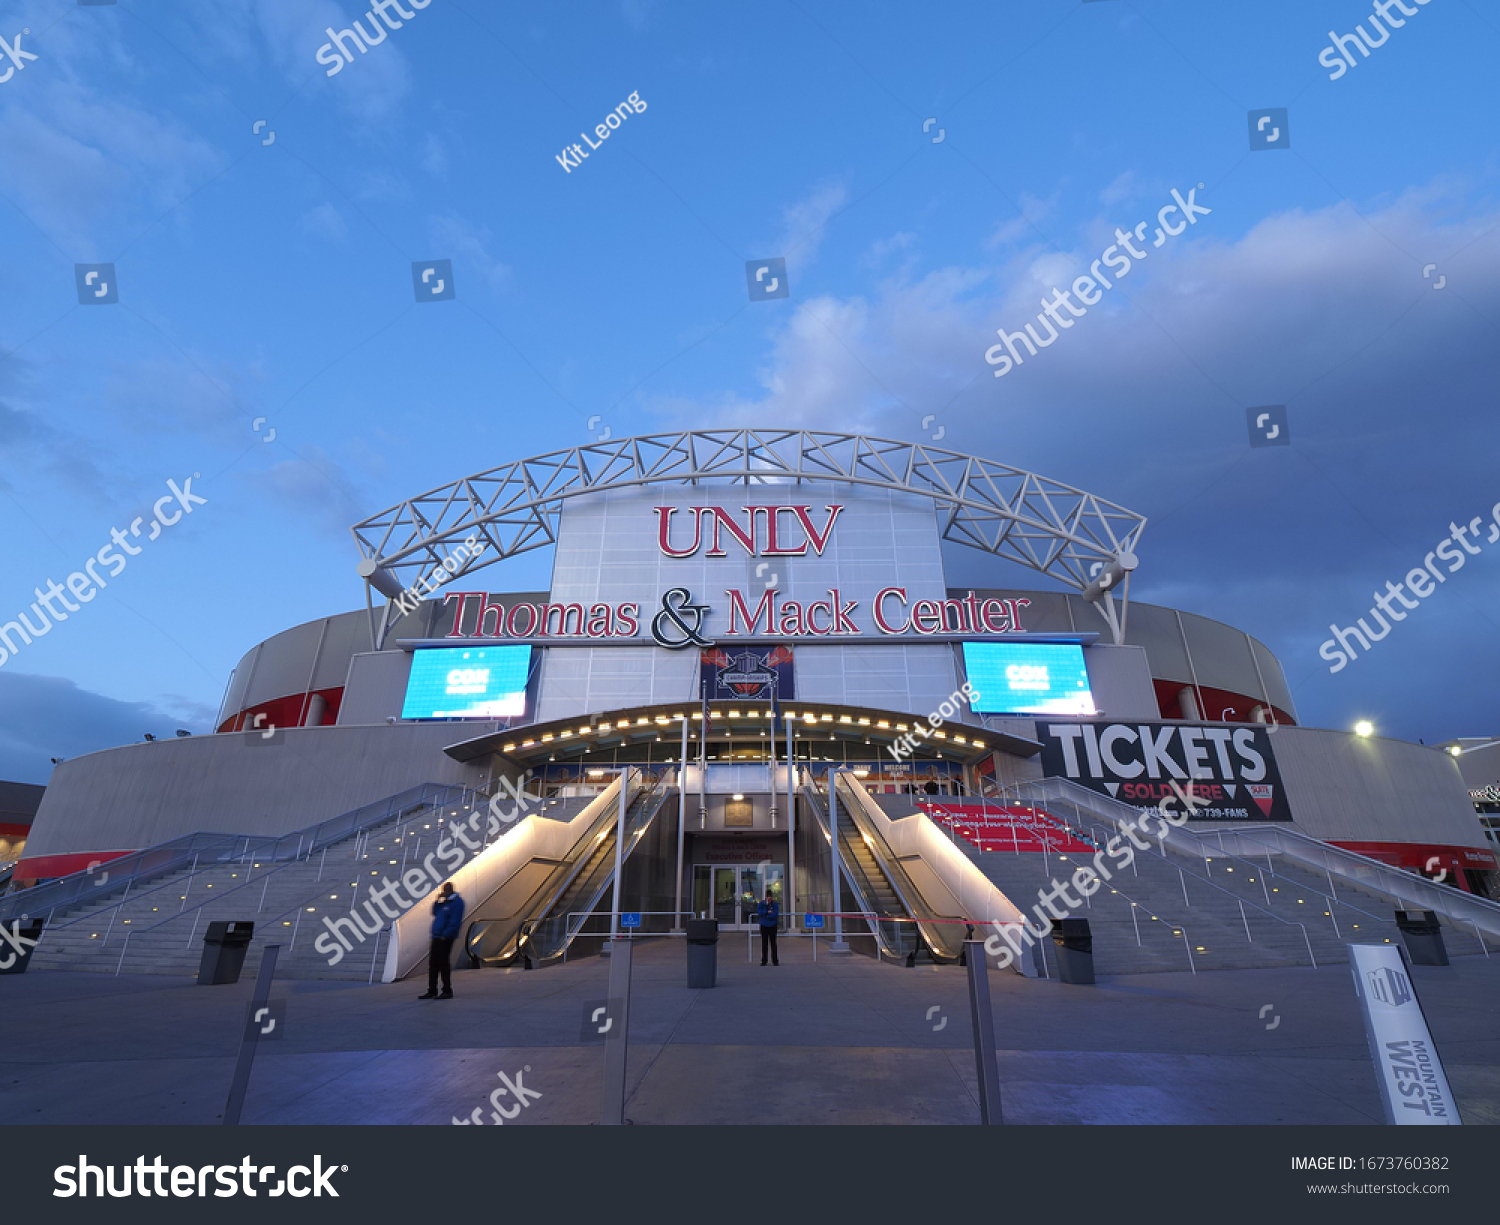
[299,202,349,242]
[774,182,850,276]
[427,212,512,292]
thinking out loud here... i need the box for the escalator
[464,770,674,969]
[802,771,968,964]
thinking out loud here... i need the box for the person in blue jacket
[757,890,780,967]
[418,881,465,999]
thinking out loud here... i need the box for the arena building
[8,432,1496,980]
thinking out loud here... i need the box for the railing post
[102,880,132,946]
[180,854,199,913]
[1299,924,1317,969]
[257,877,270,914]
[1178,868,1189,908]
[1180,929,1196,975]
[318,847,328,882]
[1130,903,1141,946]
[114,930,133,976]
[1237,898,1252,943]
[185,909,202,949]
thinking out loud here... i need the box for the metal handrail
[929,776,1315,973]
[41,785,461,944]
[466,773,635,967]
[1212,822,1500,939]
[522,770,676,963]
[799,785,915,962]
[5,782,466,931]
[98,786,469,974]
[0,831,248,926]
[998,779,1324,967]
[1012,775,1500,943]
[833,770,966,961]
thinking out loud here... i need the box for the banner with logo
[1035,720,1293,821]
[700,646,794,702]
[1349,943,1462,1125]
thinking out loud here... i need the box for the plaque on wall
[723,799,753,827]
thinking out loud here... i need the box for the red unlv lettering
[653,505,844,558]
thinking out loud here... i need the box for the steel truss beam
[351,430,1146,647]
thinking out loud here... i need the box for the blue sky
[1,0,1498,782]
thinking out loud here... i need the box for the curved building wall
[217,591,1295,734]
[19,723,493,878]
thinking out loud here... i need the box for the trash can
[686,918,718,988]
[1394,910,1449,967]
[1051,917,1094,985]
[0,916,45,975]
[197,921,255,985]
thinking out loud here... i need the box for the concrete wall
[1080,644,1157,720]
[23,723,500,860]
[1268,727,1488,849]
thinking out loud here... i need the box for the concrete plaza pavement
[2,934,1497,1126]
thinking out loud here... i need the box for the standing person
[418,881,464,1000]
[757,890,780,967]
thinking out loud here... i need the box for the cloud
[192,0,415,124]
[427,212,512,292]
[0,672,208,784]
[234,446,369,537]
[774,182,850,276]
[642,176,1500,737]
[0,80,224,257]
[299,201,349,242]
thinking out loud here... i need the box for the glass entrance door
[693,863,786,929]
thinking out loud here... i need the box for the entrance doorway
[692,863,785,929]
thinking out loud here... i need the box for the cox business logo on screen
[446,666,490,695]
[1005,663,1050,692]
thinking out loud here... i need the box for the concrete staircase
[874,795,1490,975]
[24,797,465,981]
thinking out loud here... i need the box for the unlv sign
[655,505,844,558]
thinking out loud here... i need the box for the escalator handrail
[469,773,640,965]
[524,771,676,961]
[832,771,966,961]
[798,785,910,961]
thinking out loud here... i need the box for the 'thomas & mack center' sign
[1037,721,1293,821]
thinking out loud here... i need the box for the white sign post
[1348,943,1462,1125]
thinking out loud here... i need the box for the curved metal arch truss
[351,430,1147,647]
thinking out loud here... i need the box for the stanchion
[964,939,1004,1125]
[599,937,633,1125]
[222,944,280,1126]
